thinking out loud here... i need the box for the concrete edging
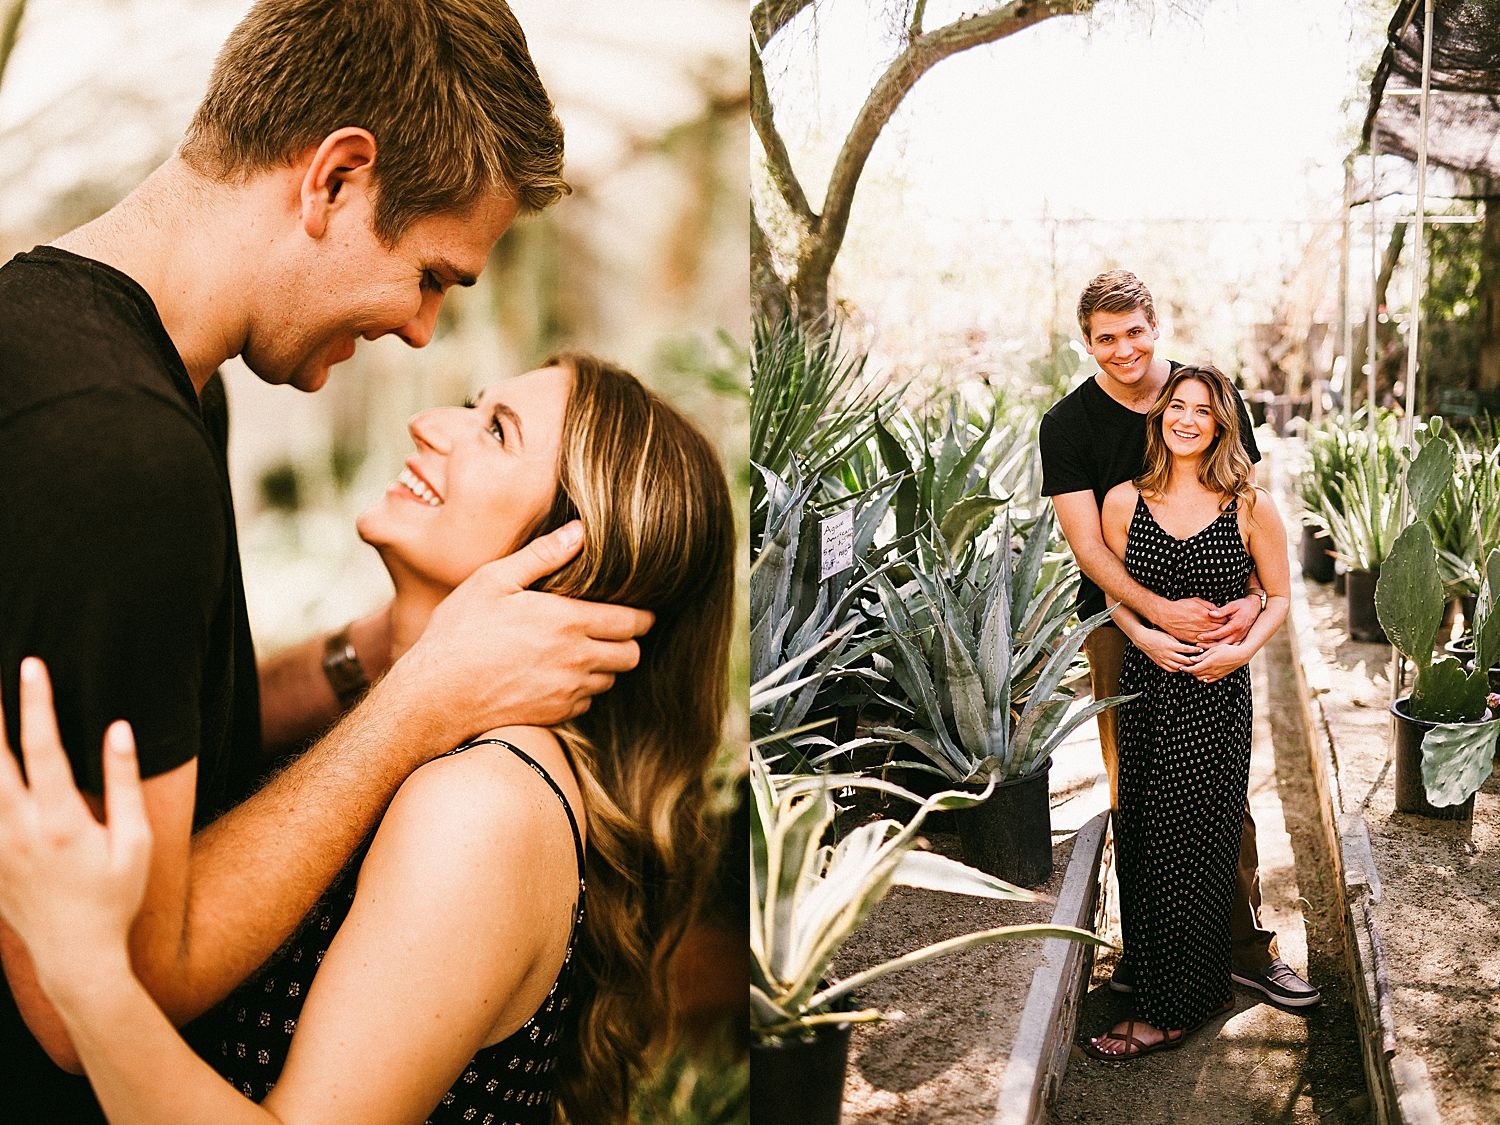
[1278,456,1442,1125]
[990,802,1111,1125]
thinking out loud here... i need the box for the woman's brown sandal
[1083,1020,1186,1061]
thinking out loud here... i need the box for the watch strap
[322,624,370,710]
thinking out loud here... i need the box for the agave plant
[871,509,1133,784]
[1429,422,1500,601]
[1320,420,1406,572]
[750,314,886,534]
[871,399,1022,566]
[1376,434,1500,806]
[748,747,1107,1040]
[749,463,903,761]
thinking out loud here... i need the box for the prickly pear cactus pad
[1411,656,1492,724]
[1376,523,1443,666]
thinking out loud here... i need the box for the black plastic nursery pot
[954,761,1053,888]
[1299,526,1336,584]
[1390,697,1478,821]
[751,1020,853,1125]
[1346,569,1387,644]
[1333,566,1346,596]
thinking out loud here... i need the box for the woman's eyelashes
[460,395,507,447]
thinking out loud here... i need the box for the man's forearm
[258,606,391,758]
[154,671,446,1025]
[1073,536,1166,621]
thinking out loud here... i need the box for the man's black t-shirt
[0,246,262,1122]
[1038,364,1262,620]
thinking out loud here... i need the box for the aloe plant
[1320,420,1406,572]
[871,509,1133,784]
[1429,422,1500,600]
[1376,434,1500,806]
[750,314,886,528]
[748,747,1108,1040]
[749,464,902,760]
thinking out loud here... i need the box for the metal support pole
[1368,133,1380,433]
[1392,0,1436,702]
[1402,1,1434,448]
[1341,156,1354,425]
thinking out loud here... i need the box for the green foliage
[749,465,901,762]
[748,747,1106,1039]
[1428,419,1500,599]
[1421,719,1500,809]
[1319,416,1407,571]
[750,314,885,540]
[871,510,1133,784]
[633,1033,747,1124]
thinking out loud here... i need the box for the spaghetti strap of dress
[441,737,586,883]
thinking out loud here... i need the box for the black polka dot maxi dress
[1115,491,1254,1032]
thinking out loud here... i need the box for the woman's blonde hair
[1134,363,1255,514]
[526,352,736,1122]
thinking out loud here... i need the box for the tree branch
[909,0,927,42]
[751,0,816,51]
[804,0,1090,286]
[750,35,815,227]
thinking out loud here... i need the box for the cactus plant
[1376,434,1500,807]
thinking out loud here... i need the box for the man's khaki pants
[1084,623,1277,971]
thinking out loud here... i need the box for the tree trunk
[752,0,1092,326]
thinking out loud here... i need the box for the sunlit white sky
[769,0,1375,224]
[759,0,1402,376]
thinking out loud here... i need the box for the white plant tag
[820,508,855,580]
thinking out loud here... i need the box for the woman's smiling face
[1160,376,1219,459]
[357,366,572,590]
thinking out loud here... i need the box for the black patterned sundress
[204,739,587,1124]
[1116,492,1254,1031]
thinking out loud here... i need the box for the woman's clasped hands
[1133,630,1250,684]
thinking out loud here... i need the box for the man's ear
[299,127,378,239]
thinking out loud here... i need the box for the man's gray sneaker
[1231,958,1322,1008]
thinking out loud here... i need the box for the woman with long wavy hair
[0,352,735,1123]
[1084,363,1289,1061]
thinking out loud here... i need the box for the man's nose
[394,290,443,348]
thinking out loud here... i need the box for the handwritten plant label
[820,508,855,580]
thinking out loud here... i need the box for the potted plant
[871,509,1132,886]
[1295,421,1357,584]
[1375,437,1500,819]
[748,747,1105,1125]
[1322,421,1405,642]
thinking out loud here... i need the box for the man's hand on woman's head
[387,521,654,743]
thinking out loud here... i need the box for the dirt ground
[1301,575,1500,1124]
[832,803,1074,1124]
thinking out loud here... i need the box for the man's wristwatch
[322,624,371,710]
[1253,590,1267,613]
